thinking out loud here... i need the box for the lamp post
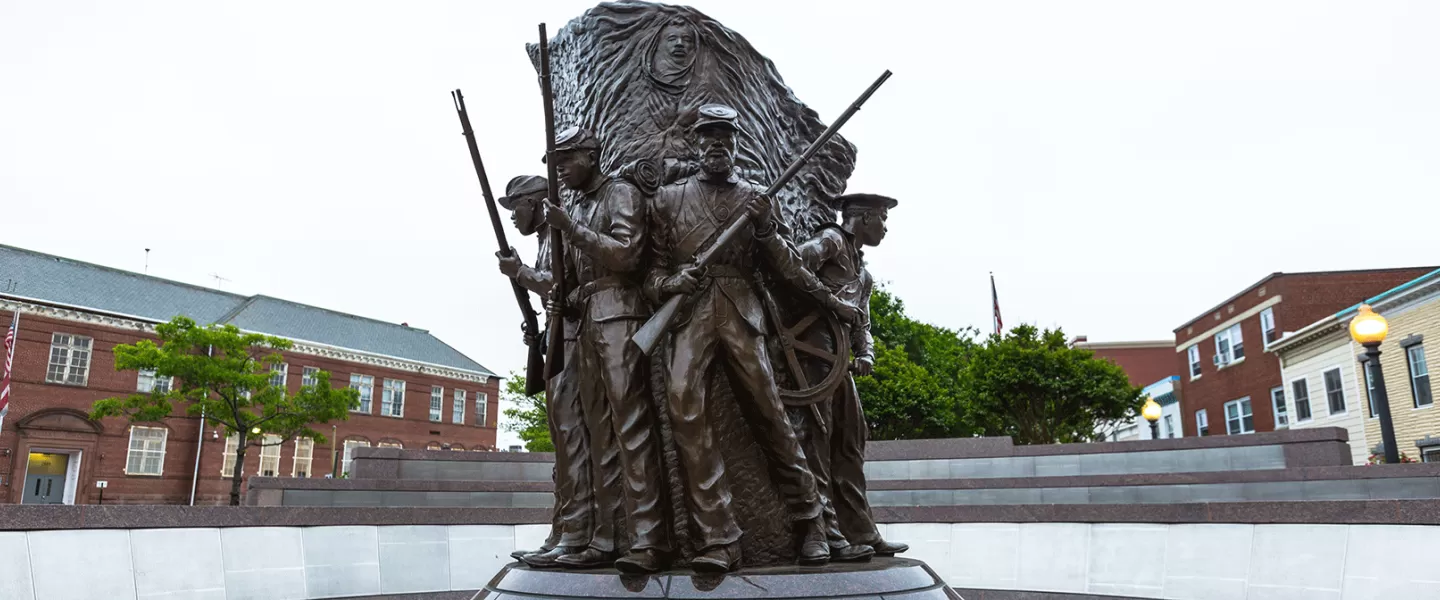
[1350,304,1399,464]
[1142,396,1163,440]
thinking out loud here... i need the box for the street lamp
[251,426,262,435]
[1142,396,1163,440]
[1350,304,1399,464]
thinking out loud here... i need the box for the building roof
[0,244,494,377]
[1173,267,1439,333]
[1267,267,1440,355]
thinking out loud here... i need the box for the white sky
[4,1,1439,448]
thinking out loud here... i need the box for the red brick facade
[0,309,501,505]
[1174,268,1433,438]
[1079,342,1175,388]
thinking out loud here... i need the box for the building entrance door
[22,452,71,504]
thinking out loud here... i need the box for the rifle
[451,89,546,396]
[538,23,567,380]
[632,70,893,356]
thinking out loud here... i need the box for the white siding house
[1270,316,1371,465]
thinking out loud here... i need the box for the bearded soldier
[644,104,862,572]
[494,176,611,568]
[540,127,672,573]
[795,193,910,558]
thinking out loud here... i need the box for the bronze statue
[494,176,615,569]
[539,127,673,573]
[795,193,909,558]
[643,104,861,572]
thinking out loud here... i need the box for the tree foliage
[959,324,1142,444]
[91,316,359,505]
[856,289,976,439]
[501,373,553,452]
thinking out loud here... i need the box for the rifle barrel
[539,23,567,380]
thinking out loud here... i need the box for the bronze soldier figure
[494,175,611,568]
[540,127,673,573]
[644,104,863,572]
[796,193,910,558]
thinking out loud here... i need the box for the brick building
[1073,339,1175,388]
[1173,267,1434,438]
[0,244,500,505]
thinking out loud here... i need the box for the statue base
[471,557,961,600]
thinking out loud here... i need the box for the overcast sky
[4,1,1439,448]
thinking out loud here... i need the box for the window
[451,444,466,451]
[46,333,93,386]
[1188,346,1201,379]
[125,426,167,476]
[1271,386,1288,429]
[341,440,370,476]
[1214,324,1244,366]
[1408,345,1432,408]
[258,434,282,477]
[430,386,444,422]
[1423,447,1440,463]
[1162,414,1175,438]
[221,433,240,477]
[349,374,374,413]
[1260,308,1278,345]
[476,392,488,427]
[377,440,404,449]
[1196,409,1209,436]
[427,442,443,450]
[452,389,466,424]
[1323,368,1346,415]
[381,379,406,418]
[301,366,320,388]
[1224,397,1254,435]
[270,363,288,389]
[137,369,173,394]
[1362,358,1378,418]
[292,438,314,477]
[1292,378,1312,422]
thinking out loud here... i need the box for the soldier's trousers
[578,316,670,552]
[543,339,601,549]
[794,376,881,547]
[667,299,823,551]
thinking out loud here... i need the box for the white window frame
[1196,409,1209,436]
[258,434,282,477]
[381,379,406,418]
[430,386,444,422]
[1224,397,1254,435]
[136,369,174,394]
[292,438,314,478]
[1162,414,1175,438]
[1270,386,1288,429]
[475,392,488,427]
[1422,447,1440,463]
[46,333,94,386]
[377,440,404,449]
[125,426,168,476]
[1260,307,1277,346]
[221,433,241,477]
[269,363,289,389]
[342,440,371,476]
[1408,345,1432,408]
[1291,378,1312,422]
[350,374,374,413]
[452,389,466,425]
[1188,346,1201,379]
[301,366,320,388]
[1322,368,1347,416]
[1214,324,1244,366]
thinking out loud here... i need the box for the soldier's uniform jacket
[559,176,650,324]
[645,173,828,331]
[798,225,874,362]
[514,225,581,342]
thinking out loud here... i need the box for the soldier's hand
[497,250,523,278]
[543,200,572,232]
[853,356,874,377]
[831,298,862,325]
[545,296,562,318]
[746,195,774,226]
[662,267,703,295]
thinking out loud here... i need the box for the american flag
[1,309,16,433]
[991,273,1003,337]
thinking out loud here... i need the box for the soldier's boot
[871,540,910,557]
[797,517,831,566]
[521,546,583,569]
[691,542,741,573]
[831,543,875,562]
[615,548,668,574]
[555,547,619,569]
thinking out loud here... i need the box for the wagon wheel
[759,286,851,406]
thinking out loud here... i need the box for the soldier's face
[510,193,545,235]
[856,211,889,247]
[554,150,596,190]
[696,127,736,174]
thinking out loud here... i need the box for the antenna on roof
[210,273,230,290]
[144,248,151,274]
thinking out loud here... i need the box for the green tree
[959,324,1141,444]
[856,289,977,439]
[501,373,553,452]
[91,316,359,505]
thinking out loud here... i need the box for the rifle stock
[539,23,567,380]
[452,89,546,396]
[630,70,893,356]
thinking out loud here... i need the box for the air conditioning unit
[1213,354,1228,367]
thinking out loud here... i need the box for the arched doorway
[11,409,103,504]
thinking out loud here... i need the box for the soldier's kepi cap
[836,193,899,213]
[692,103,740,132]
[498,175,548,209]
[541,126,600,163]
